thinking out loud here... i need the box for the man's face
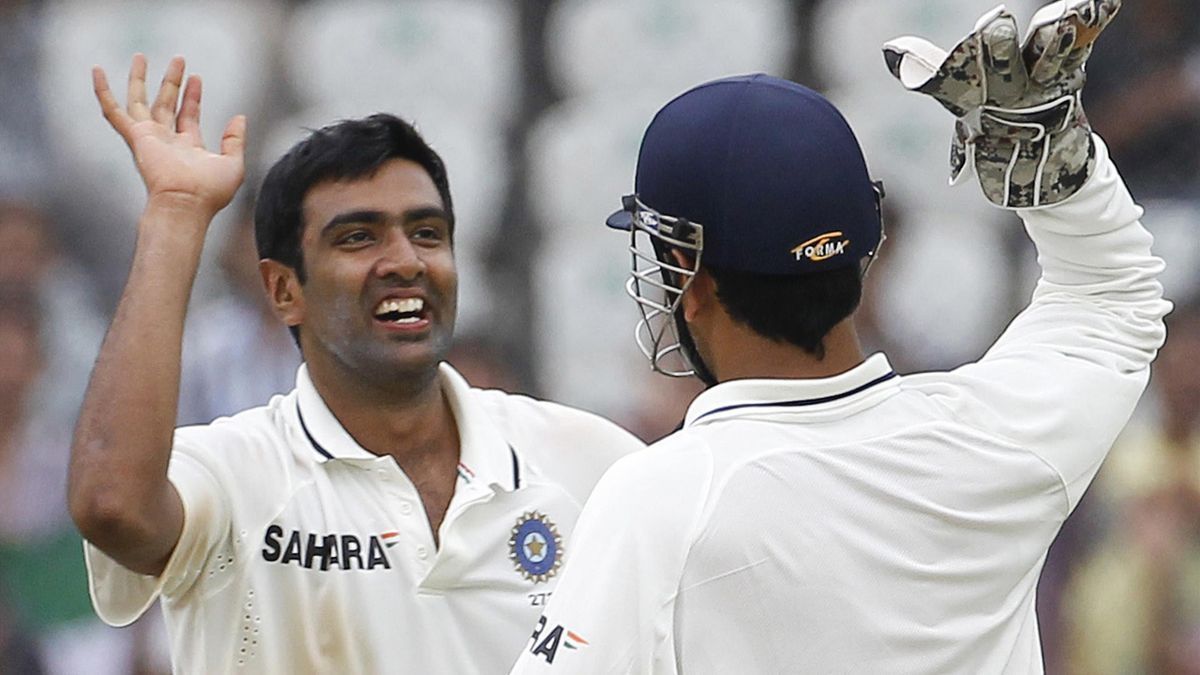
[289,158,457,382]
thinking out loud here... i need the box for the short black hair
[254,113,454,282]
[706,263,862,360]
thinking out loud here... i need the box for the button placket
[368,459,436,565]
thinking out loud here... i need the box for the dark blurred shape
[0,0,51,197]
[1061,301,1200,674]
[1085,0,1200,199]
[0,200,53,286]
[178,207,301,426]
[0,199,106,423]
[0,287,135,674]
[623,373,705,443]
[0,588,45,675]
[447,334,522,393]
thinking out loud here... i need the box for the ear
[668,249,712,323]
[259,259,305,329]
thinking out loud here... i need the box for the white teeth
[374,297,424,316]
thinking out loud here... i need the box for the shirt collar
[684,353,899,427]
[294,363,522,492]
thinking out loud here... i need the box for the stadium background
[0,0,1197,672]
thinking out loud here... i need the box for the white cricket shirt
[510,139,1171,674]
[85,363,643,674]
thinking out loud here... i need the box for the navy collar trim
[297,403,334,460]
[300,399,523,489]
[690,370,899,425]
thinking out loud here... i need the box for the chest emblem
[509,511,563,583]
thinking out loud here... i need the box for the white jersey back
[672,367,1060,673]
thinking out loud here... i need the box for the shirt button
[416,546,429,560]
[400,502,413,516]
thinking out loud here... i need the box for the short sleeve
[84,436,233,627]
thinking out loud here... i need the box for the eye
[336,230,373,246]
[412,225,446,244]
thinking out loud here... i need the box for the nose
[374,229,424,281]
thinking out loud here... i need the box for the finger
[93,66,133,138]
[1070,0,1120,50]
[1027,20,1077,85]
[980,11,1028,102]
[177,74,204,146]
[1053,0,1121,78]
[151,55,186,127]
[882,36,947,89]
[126,53,150,120]
[220,114,247,159]
[883,32,982,117]
[1096,0,1122,28]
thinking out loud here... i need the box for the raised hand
[94,54,246,218]
[882,0,1121,209]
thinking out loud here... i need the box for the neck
[711,318,866,382]
[305,357,459,464]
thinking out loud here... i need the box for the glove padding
[882,0,1121,209]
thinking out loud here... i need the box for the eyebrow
[320,206,451,238]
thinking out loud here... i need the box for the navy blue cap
[608,74,882,275]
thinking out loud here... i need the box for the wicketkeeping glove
[882,0,1121,208]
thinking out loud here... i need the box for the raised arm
[68,55,246,575]
[883,0,1170,509]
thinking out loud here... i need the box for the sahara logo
[509,511,564,583]
[528,616,589,664]
[791,231,850,262]
[261,524,394,571]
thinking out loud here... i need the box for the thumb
[882,36,947,90]
[220,114,247,159]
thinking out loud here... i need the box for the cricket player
[67,55,644,673]
[510,1,1170,672]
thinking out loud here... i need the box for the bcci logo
[509,511,563,583]
[792,231,850,262]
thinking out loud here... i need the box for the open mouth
[373,297,427,326]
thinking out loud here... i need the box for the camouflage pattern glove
[882,0,1121,208]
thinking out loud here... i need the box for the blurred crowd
[0,0,1197,673]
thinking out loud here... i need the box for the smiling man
[67,56,643,674]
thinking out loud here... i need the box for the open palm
[95,54,245,216]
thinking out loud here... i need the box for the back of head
[254,114,454,281]
[636,74,882,276]
[609,74,884,374]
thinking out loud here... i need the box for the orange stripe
[567,631,588,645]
[380,531,399,539]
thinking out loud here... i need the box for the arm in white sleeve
[84,433,233,626]
[509,441,712,674]
[920,136,1171,511]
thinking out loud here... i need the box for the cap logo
[792,231,850,262]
